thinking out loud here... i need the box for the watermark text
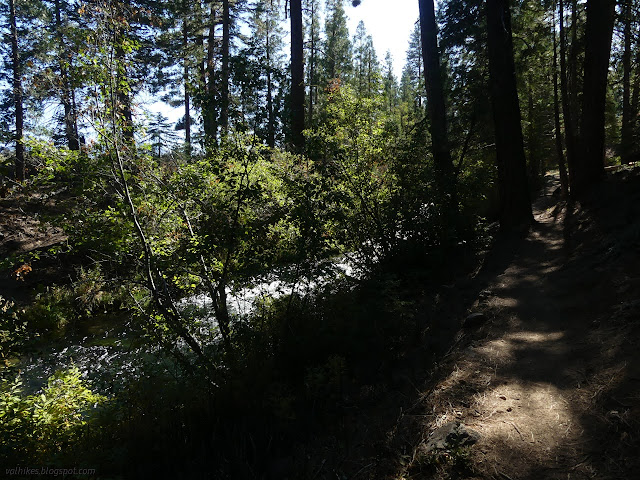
[5,466,96,476]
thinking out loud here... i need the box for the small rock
[463,312,488,329]
[425,422,481,453]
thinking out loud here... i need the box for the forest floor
[306,167,640,480]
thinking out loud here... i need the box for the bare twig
[311,459,326,480]
[503,420,524,440]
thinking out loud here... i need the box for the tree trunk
[631,45,640,151]
[418,0,457,211]
[54,0,79,151]
[573,0,615,196]
[486,0,533,230]
[417,50,422,109]
[115,1,134,145]
[526,85,542,192]
[266,26,275,148]
[559,0,577,189]
[220,0,230,136]
[202,3,217,147]
[290,0,305,151]
[621,0,633,164]
[552,5,569,196]
[9,0,24,181]
[182,11,191,154]
[568,0,580,127]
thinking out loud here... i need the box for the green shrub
[0,295,28,362]
[19,286,74,335]
[18,267,128,338]
[0,367,106,464]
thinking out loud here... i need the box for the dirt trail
[402,172,640,479]
[299,172,640,480]
[439,203,595,478]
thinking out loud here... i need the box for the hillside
[299,167,640,480]
[1,168,639,479]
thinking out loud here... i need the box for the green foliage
[411,444,474,476]
[0,296,28,362]
[25,139,133,263]
[141,134,303,287]
[19,286,72,335]
[18,267,128,337]
[28,139,86,186]
[307,83,399,266]
[0,367,106,464]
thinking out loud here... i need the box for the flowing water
[9,256,361,396]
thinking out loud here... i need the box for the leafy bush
[19,286,73,335]
[306,84,398,269]
[28,138,98,190]
[0,367,106,464]
[0,296,29,362]
[17,267,128,337]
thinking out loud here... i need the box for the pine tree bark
[567,0,581,136]
[418,0,457,212]
[559,0,577,190]
[290,0,305,151]
[631,45,640,149]
[574,0,615,196]
[526,85,542,192]
[54,0,79,151]
[220,0,230,135]
[486,0,533,230]
[552,5,569,196]
[9,0,24,181]
[621,0,633,164]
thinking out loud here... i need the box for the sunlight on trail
[466,380,581,478]
[507,331,565,342]
[472,330,566,365]
[421,312,590,477]
[427,328,586,478]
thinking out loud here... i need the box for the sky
[346,0,420,80]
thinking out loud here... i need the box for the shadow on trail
[374,170,640,480]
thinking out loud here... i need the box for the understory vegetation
[1,89,490,476]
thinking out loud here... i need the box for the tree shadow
[352,169,640,480]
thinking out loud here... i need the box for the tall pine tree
[323,0,351,83]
